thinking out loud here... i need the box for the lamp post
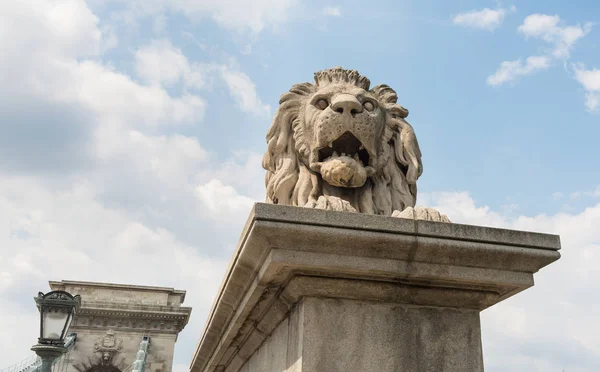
[31,291,81,372]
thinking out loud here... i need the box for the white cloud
[176,0,297,34]
[452,6,515,31]
[220,66,271,117]
[120,130,208,181]
[573,64,600,111]
[134,40,269,117]
[584,92,600,112]
[518,14,592,59]
[0,3,207,129]
[135,39,206,90]
[0,0,102,59]
[68,61,207,126]
[323,6,341,17]
[488,13,591,88]
[206,151,266,201]
[419,191,508,227]
[196,179,256,220]
[487,55,550,86]
[95,0,298,35]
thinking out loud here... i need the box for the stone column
[190,203,560,372]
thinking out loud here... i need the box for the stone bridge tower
[49,280,192,372]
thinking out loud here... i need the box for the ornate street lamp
[31,291,81,372]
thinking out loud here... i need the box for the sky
[0,0,599,371]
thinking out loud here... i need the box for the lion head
[262,67,423,215]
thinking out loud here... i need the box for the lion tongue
[320,156,367,188]
[311,155,375,177]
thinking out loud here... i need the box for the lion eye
[363,101,374,112]
[315,99,328,110]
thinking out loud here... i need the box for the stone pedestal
[190,203,560,372]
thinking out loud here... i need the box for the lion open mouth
[315,131,375,188]
[318,131,371,167]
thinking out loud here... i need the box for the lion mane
[262,67,423,215]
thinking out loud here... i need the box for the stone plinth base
[190,204,560,372]
[244,297,482,372]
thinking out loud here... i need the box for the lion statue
[262,67,450,222]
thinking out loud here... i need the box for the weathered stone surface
[301,298,481,372]
[262,67,448,221]
[190,203,560,372]
[49,280,192,372]
[233,297,483,372]
[241,315,289,372]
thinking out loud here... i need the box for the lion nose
[331,94,363,116]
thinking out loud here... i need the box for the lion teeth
[359,145,365,150]
[341,152,346,156]
[329,142,334,148]
[353,153,360,161]
[332,151,339,158]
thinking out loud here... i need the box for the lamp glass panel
[64,312,73,336]
[42,307,68,340]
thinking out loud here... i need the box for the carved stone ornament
[94,330,123,364]
[262,66,450,222]
[73,357,126,372]
[45,291,72,300]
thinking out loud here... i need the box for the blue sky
[1,1,599,371]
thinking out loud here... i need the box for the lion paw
[392,206,451,223]
[304,196,358,213]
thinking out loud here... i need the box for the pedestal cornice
[190,203,561,372]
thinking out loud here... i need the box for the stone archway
[86,365,121,372]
